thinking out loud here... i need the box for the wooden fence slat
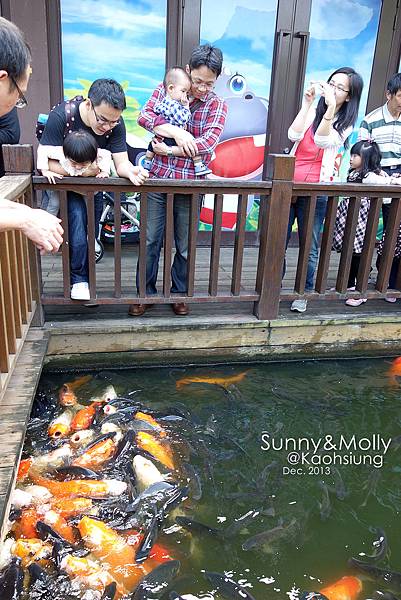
[208,194,223,296]
[231,193,247,296]
[356,197,382,292]
[20,192,33,312]
[186,194,198,297]
[163,193,174,298]
[0,233,16,353]
[376,197,401,292]
[315,196,338,293]
[7,231,22,338]
[86,192,97,300]
[59,190,70,299]
[336,197,361,292]
[14,228,29,323]
[294,194,317,293]
[0,260,10,374]
[113,192,122,298]
[138,192,148,298]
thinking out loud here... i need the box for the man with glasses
[0,17,63,255]
[38,78,148,300]
[130,44,227,317]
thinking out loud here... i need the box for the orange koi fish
[58,374,92,407]
[13,508,41,539]
[61,554,126,597]
[17,458,33,481]
[387,357,401,386]
[48,409,74,439]
[71,402,102,431]
[50,497,94,518]
[72,436,117,470]
[135,412,166,437]
[30,471,127,499]
[136,431,175,470]
[176,370,249,390]
[121,530,172,563]
[78,516,157,592]
[42,510,77,544]
[12,538,52,567]
[320,576,362,600]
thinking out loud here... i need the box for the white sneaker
[70,282,90,301]
[291,298,307,312]
[384,296,397,303]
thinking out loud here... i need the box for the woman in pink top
[286,67,363,312]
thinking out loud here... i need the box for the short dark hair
[0,17,31,85]
[163,67,191,89]
[63,130,98,164]
[348,140,382,180]
[387,73,401,96]
[189,44,223,77]
[88,78,126,111]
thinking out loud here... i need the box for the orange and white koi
[135,411,166,437]
[60,554,126,598]
[78,516,157,592]
[17,445,72,481]
[48,409,74,439]
[71,436,117,470]
[50,497,94,518]
[320,576,362,600]
[59,374,92,406]
[176,370,249,390]
[133,455,165,493]
[387,357,401,386]
[71,402,102,431]
[12,507,41,539]
[42,509,77,544]
[30,471,127,499]
[12,538,52,567]
[69,429,95,448]
[101,422,123,442]
[136,431,175,470]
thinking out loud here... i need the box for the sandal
[345,298,367,307]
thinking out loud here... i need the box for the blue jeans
[67,190,103,284]
[136,192,199,295]
[285,195,328,291]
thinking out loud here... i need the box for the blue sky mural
[60,0,167,143]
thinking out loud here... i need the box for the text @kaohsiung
[260,433,391,469]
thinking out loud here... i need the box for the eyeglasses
[190,75,215,91]
[10,75,28,108]
[328,81,349,94]
[91,102,120,127]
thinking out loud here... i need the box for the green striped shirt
[358,102,401,167]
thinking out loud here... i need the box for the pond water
[5,357,401,600]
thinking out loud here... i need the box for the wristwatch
[166,147,173,157]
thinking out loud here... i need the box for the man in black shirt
[0,107,20,177]
[37,78,148,300]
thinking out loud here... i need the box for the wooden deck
[41,243,401,321]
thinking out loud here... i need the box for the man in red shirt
[130,44,227,316]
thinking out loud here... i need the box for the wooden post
[3,145,34,175]
[254,154,295,320]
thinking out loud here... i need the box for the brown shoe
[128,303,154,317]
[172,302,189,316]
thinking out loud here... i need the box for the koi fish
[17,458,32,481]
[387,357,401,386]
[33,444,73,471]
[12,538,52,567]
[78,516,157,592]
[48,410,74,439]
[133,455,165,493]
[176,370,249,390]
[22,485,53,506]
[50,497,94,518]
[12,508,41,539]
[72,434,117,470]
[71,402,101,431]
[59,374,92,406]
[11,488,32,509]
[135,412,166,437]
[101,422,123,442]
[29,471,127,499]
[69,429,95,448]
[42,510,77,544]
[60,554,125,597]
[320,576,362,600]
[136,432,175,470]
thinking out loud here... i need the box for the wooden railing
[5,145,401,322]
[0,146,42,397]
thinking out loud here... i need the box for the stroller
[95,191,140,262]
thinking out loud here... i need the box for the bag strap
[63,95,84,138]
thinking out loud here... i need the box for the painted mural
[60,0,382,232]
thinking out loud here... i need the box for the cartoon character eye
[229,74,246,95]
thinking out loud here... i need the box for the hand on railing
[42,170,64,184]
